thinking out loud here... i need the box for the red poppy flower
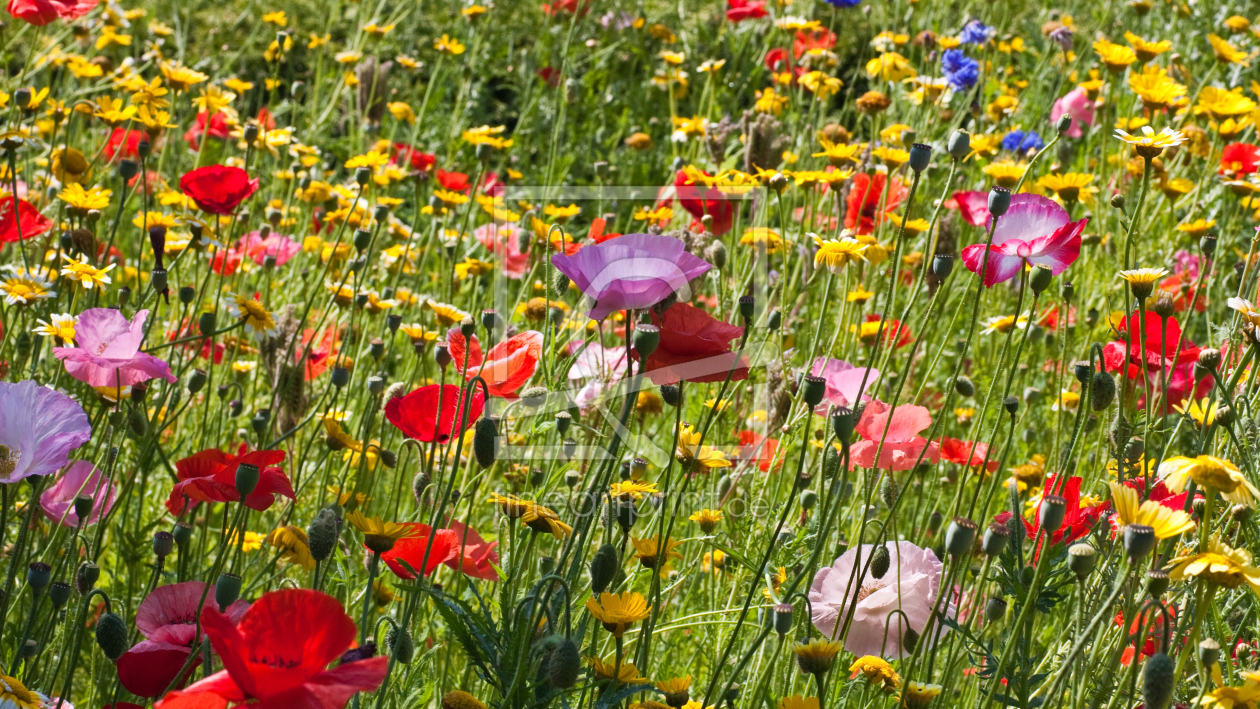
[860,314,913,348]
[437,169,470,192]
[1115,605,1175,666]
[641,302,747,385]
[184,111,232,151]
[938,437,997,473]
[384,384,486,443]
[0,196,51,244]
[994,475,1111,560]
[445,519,500,580]
[377,523,459,579]
[949,190,990,226]
[392,143,436,172]
[1221,142,1260,176]
[297,325,341,380]
[446,328,543,398]
[794,28,836,58]
[104,127,148,160]
[166,445,294,515]
[536,66,562,87]
[726,0,767,22]
[7,0,93,24]
[160,589,388,709]
[672,168,734,235]
[179,165,259,215]
[1102,312,1200,380]
[846,173,907,235]
[765,47,788,72]
[738,430,781,472]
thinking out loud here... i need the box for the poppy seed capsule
[954,376,975,398]
[985,597,1007,622]
[216,573,242,609]
[521,387,548,409]
[49,582,71,609]
[773,603,794,637]
[547,636,581,688]
[1146,569,1170,598]
[331,366,350,388]
[982,522,1009,557]
[152,531,175,558]
[1003,396,1019,415]
[738,295,755,321]
[1143,652,1175,709]
[1068,543,1096,579]
[1030,265,1054,295]
[76,561,100,595]
[1091,371,1116,411]
[947,130,971,159]
[1200,638,1221,668]
[73,495,94,522]
[235,463,260,498]
[830,407,855,446]
[1125,524,1156,560]
[473,417,499,468]
[95,612,129,661]
[945,517,978,557]
[633,324,661,360]
[27,562,51,591]
[386,624,415,664]
[909,143,932,173]
[307,508,341,563]
[802,375,827,408]
[434,342,452,369]
[870,545,891,579]
[173,523,193,548]
[118,159,140,181]
[932,253,953,280]
[590,543,620,594]
[1039,495,1067,533]
[800,489,817,510]
[1200,235,1217,257]
[988,187,1012,217]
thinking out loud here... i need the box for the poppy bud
[547,636,581,688]
[386,624,415,664]
[932,254,953,280]
[590,543,619,593]
[1146,569,1170,598]
[118,159,140,181]
[870,544,891,579]
[27,562,50,591]
[355,166,372,186]
[927,510,943,534]
[908,143,932,173]
[1152,291,1175,319]
[953,376,975,398]
[945,517,977,557]
[800,489,817,510]
[152,531,175,559]
[552,270,570,297]
[251,410,269,436]
[773,603,794,638]
[822,445,841,480]
[179,285,196,304]
[307,508,341,562]
[473,416,499,467]
[983,522,1009,557]
[76,561,100,595]
[1200,639,1221,668]
[947,130,971,159]
[1055,113,1073,135]
[1091,371,1116,411]
[902,627,920,654]
[1201,235,1217,257]
[633,324,660,360]
[1198,348,1222,372]
[660,384,681,407]
[988,187,1011,217]
[767,308,783,331]
[95,612,129,661]
[173,523,193,548]
[1124,524,1156,561]
[1039,495,1067,532]
[331,366,350,388]
[738,295,756,322]
[73,495,94,522]
[216,573,242,610]
[1143,652,1175,709]
[802,375,826,407]
[1030,265,1054,295]
[768,172,789,193]
[49,582,71,609]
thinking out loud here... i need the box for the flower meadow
[7,0,1260,708]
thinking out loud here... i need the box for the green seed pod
[945,517,978,557]
[235,463,260,498]
[547,636,581,688]
[822,445,840,479]
[801,375,826,407]
[1030,265,1054,295]
[386,624,415,664]
[95,612,129,661]
[49,582,71,609]
[954,376,975,398]
[216,573,242,610]
[1067,543,1096,580]
[1146,569,1170,598]
[1143,652,1175,709]
[1091,371,1116,411]
[590,543,619,594]
[75,561,99,595]
[880,475,898,509]
[412,468,431,506]
[473,417,498,468]
[660,384,681,407]
[870,545,890,579]
[129,406,149,437]
[985,597,1007,622]
[553,270,570,297]
[307,508,341,563]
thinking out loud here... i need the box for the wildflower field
[7,0,1260,707]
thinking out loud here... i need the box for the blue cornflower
[941,49,979,90]
[823,0,862,6]
[959,20,994,45]
[1001,130,1044,152]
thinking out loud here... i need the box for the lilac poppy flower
[0,380,92,484]
[960,194,1087,287]
[40,459,115,526]
[551,234,712,321]
[54,308,177,388]
[567,342,629,407]
[808,358,879,413]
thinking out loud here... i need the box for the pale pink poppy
[809,541,951,659]
[808,358,878,413]
[236,230,300,266]
[567,342,629,407]
[849,400,939,470]
[1050,87,1094,139]
[54,308,177,387]
[40,459,115,526]
[960,194,1087,288]
[474,223,530,279]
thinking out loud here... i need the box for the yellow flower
[899,682,944,709]
[982,160,1027,188]
[1208,34,1249,64]
[1117,267,1170,297]
[193,85,234,116]
[865,52,915,82]
[847,286,875,303]
[688,508,723,533]
[96,25,132,50]
[1123,31,1172,63]
[94,95,137,126]
[346,150,390,169]
[676,424,730,469]
[262,10,287,25]
[435,34,466,55]
[128,76,170,109]
[633,206,673,225]
[585,592,651,637]
[609,480,659,501]
[2,271,55,306]
[522,503,572,540]
[1202,682,1260,709]
[1107,481,1195,539]
[794,639,842,676]
[849,655,900,690]
[1195,87,1257,121]
[1037,172,1095,203]
[1093,39,1137,73]
[872,146,909,168]
[1177,218,1215,237]
[740,227,785,253]
[60,255,115,289]
[345,510,420,553]
[160,61,208,92]
[265,525,315,569]
[1128,66,1185,110]
[1052,390,1080,413]
[754,87,789,115]
[800,71,842,99]
[228,294,278,339]
[1160,455,1258,504]
[0,673,50,709]
[364,22,396,35]
[1169,537,1260,592]
[631,536,683,576]
[59,183,111,212]
[225,529,264,552]
[308,33,331,48]
[1173,397,1219,428]
[779,698,818,709]
[426,300,471,327]
[398,324,439,344]
[587,656,650,684]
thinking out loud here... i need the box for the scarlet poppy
[794,28,836,58]
[160,589,388,709]
[437,169,470,192]
[1221,142,1260,176]
[938,437,998,473]
[994,475,1111,560]
[0,196,51,244]
[384,384,486,443]
[104,128,147,161]
[377,523,459,579]
[641,302,747,385]
[7,0,93,25]
[445,519,500,580]
[765,47,788,72]
[166,445,294,515]
[672,168,734,235]
[297,325,341,380]
[1102,312,1200,380]
[738,430,781,472]
[726,0,767,22]
[185,111,232,151]
[446,328,543,398]
[179,165,260,215]
[845,173,907,235]
[391,143,436,173]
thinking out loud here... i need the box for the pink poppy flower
[40,459,115,526]
[445,519,500,580]
[809,541,951,659]
[960,194,1087,288]
[849,400,940,470]
[1050,87,1095,139]
[0,379,91,483]
[808,358,879,413]
[474,223,529,279]
[567,342,629,407]
[949,190,990,226]
[447,328,543,398]
[54,308,177,388]
[236,230,300,266]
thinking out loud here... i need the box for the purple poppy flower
[808,358,880,413]
[551,234,712,321]
[0,380,92,484]
[40,459,115,526]
[54,308,177,388]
